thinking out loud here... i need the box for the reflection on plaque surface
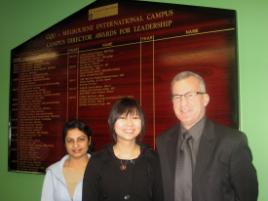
[9,0,238,173]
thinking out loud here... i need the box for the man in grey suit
[156,71,258,201]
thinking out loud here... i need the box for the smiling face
[65,128,90,159]
[114,112,142,143]
[108,97,145,144]
[171,76,210,129]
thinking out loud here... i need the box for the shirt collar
[181,117,206,141]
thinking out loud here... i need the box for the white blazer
[41,154,90,201]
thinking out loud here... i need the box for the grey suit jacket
[156,119,258,201]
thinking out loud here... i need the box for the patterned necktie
[174,132,193,201]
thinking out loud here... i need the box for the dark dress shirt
[179,117,206,170]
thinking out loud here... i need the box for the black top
[82,144,164,201]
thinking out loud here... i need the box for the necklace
[113,144,140,171]
[120,160,127,171]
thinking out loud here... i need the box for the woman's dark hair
[108,97,145,144]
[62,119,94,153]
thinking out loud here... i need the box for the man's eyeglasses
[172,91,206,102]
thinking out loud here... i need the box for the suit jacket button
[123,194,130,200]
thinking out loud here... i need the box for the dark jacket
[82,144,163,201]
[156,119,258,201]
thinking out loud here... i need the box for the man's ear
[203,93,210,107]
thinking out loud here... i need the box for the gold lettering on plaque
[62,25,94,36]
[119,27,131,35]
[95,16,143,30]
[88,3,118,20]
[146,10,174,20]
[186,28,199,34]
[67,34,93,44]
[133,20,173,32]
[95,30,117,39]
[140,35,154,41]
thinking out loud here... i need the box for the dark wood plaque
[9,0,238,173]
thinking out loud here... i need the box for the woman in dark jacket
[82,97,163,201]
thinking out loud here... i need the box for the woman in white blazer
[41,119,93,201]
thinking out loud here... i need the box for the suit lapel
[166,126,180,182]
[193,120,216,183]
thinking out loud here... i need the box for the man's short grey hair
[171,71,207,92]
